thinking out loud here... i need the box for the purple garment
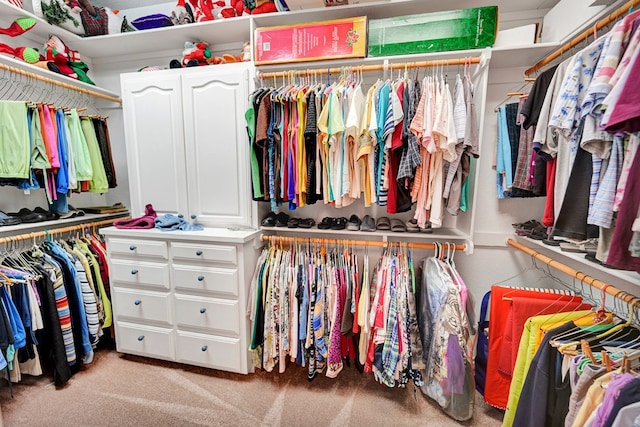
[604,46,640,133]
[113,204,157,230]
[606,148,640,271]
[327,269,343,366]
[593,373,637,427]
[443,334,465,395]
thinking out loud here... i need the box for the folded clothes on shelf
[79,202,128,214]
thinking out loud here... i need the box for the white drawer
[174,294,240,335]
[172,265,238,297]
[112,288,172,325]
[110,260,170,290]
[116,322,175,361]
[175,331,244,373]
[171,242,237,265]
[109,238,168,259]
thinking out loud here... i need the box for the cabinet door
[121,73,189,217]
[181,66,252,228]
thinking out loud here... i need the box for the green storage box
[368,6,498,57]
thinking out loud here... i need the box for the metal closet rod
[0,63,122,104]
[257,56,481,80]
[507,238,640,308]
[525,0,640,76]
[0,217,126,245]
[262,235,467,252]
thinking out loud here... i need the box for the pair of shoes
[0,210,21,226]
[317,217,348,230]
[524,224,548,240]
[9,208,48,223]
[513,219,544,236]
[261,212,290,227]
[347,215,361,231]
[286,217,316,228]
[56,205,85,219]
[360,215,376,232]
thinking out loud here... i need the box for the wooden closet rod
[0,217,126,245]
[507,238,640,307]
[525,0,640,76]
[257,56,481,80]
[262,235,467,252]
[0,63,122,104]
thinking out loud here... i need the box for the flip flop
[376,217,391,231]
[298,218,316,229]
[391,218,406,232]
[318,217,333,230]
[331,217,348,230]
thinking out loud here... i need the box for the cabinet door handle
[131,269,139,275]
[201,345,208,352]
[191,214,197,220]
[195,250,203,256]
[197,275,204,281]
[200,307,206,314]
[134,299,141,306]
[137,335,145,341]
[129,245,136,251]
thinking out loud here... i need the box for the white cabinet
[102,227,260,374]
[121,63,254,228]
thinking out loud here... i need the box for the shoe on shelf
[559,238,598,254]
[0,210,21,226]
[261,212,277,227]
[406,219,419,232]
[318,217,333,230]
[360,215,376,232]
[391,218,406,232]
[287,217,300,228]
[376,217,391,231]
[298,218,316,229]
[9,208,46,223]
[275,212,290,227]
[347,214,361,231]
[33,207,60,221]
[331,217,348,230]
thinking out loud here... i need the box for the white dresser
[101,227,260,374]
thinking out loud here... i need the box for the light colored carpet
[1,349,504,426]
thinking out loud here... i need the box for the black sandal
[275,212,290,227]
[331,217,348,230]
[287,218,300,228]
[261,212,277,227]
[298,218,316,229]
[318,217,333,230]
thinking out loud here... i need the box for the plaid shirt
[398,79,422,181]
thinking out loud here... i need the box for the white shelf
[0,212,130,239]
[512,235,640,289]
[491,41,561,69]
[79,16,253,59]
[261,226,470,241]
[0,54,121,102]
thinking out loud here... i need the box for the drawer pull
[195,250,203,256]
[134,299,141,306]
[201,345,208,352]
[131,269,139,275]
[197,275,204,281]
[200,307,206,314]
[191,214,197,220]
[137,335,145,341]
[129,245,136,251]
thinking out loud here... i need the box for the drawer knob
[137,335,145,341]
[131,269,138,275]
[134,299,141,306]
[129,245,136,251]
[200,307,206,314]
[197,275,204,282]
[195,250,203,256]
[191,214,197,220]
[201,345,208,352]
[178,214,184,219]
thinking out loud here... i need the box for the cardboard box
[255,16,367,65]
[368,6,498,57]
